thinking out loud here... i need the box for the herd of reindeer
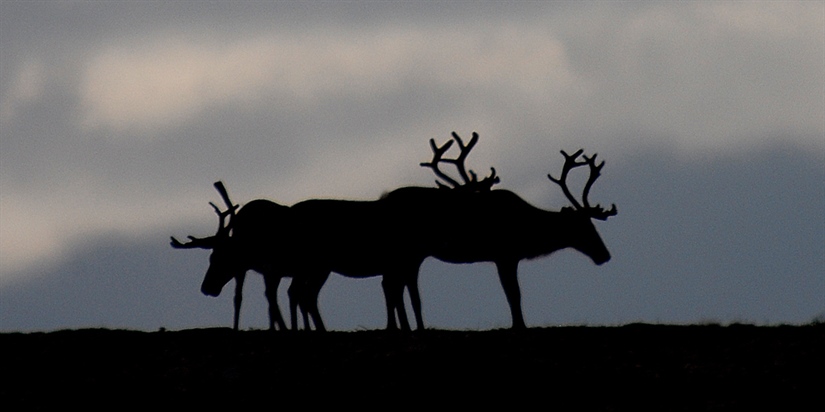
[171,132,617,331]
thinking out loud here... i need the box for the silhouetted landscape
[2,5,824,410]
[3,323,822,408]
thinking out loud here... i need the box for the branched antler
[580,154,617,219]
[170,181,239,249]
[212,181,239,233]
[420,132,500,192]
[548,149,587,210]
[548,150,617,220]
[420,137,460,188]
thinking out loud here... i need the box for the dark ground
[2,324,822,409]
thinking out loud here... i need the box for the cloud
[13,2,822,152]
[0,175,210,283]
[0,59,46,126]
[0,192,65,278]
[699,1,819,37]
[560,2,825,154]
[80,37,274,132]
[77,25,581,133]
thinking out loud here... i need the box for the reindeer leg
[396,292,411,332]
[495,260,526,329]
[304,271,328,332]
[233,273,245,331]
[309,304,326,332]
[287,279,301,330]
[404,262,425,331]
[308,292,326,332]
[300,283,311,331]
[289,280,311,331]
[407,275,424,331]
[263,274,286,331]
[381,277,401,330]
[386,276,411,331]
[302,306,312,330]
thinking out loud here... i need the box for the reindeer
[410,140,617,329]
[171,182,302,331]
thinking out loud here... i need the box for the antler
[420,137,459,188]
[170,181,239,249]
[170,234,217,249]
[548,150,617,220]
[547,149,587,210]
[212,181,238,231]
[580,154,617,220]
[420,131,500,191]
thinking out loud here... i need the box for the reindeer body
[384,187,610,263]
[284,197,429,330]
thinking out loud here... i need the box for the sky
[1,2,823,332]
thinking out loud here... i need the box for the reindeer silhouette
[418,141,617,328]
[172,132,616,330]
[170,183,300,331]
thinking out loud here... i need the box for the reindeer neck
[502,206,568,260]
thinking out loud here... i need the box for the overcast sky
[1,2,823,332]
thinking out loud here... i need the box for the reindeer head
[171,181,243,296]
[548,149,617,264]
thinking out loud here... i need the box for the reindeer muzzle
[201,283,223,297]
